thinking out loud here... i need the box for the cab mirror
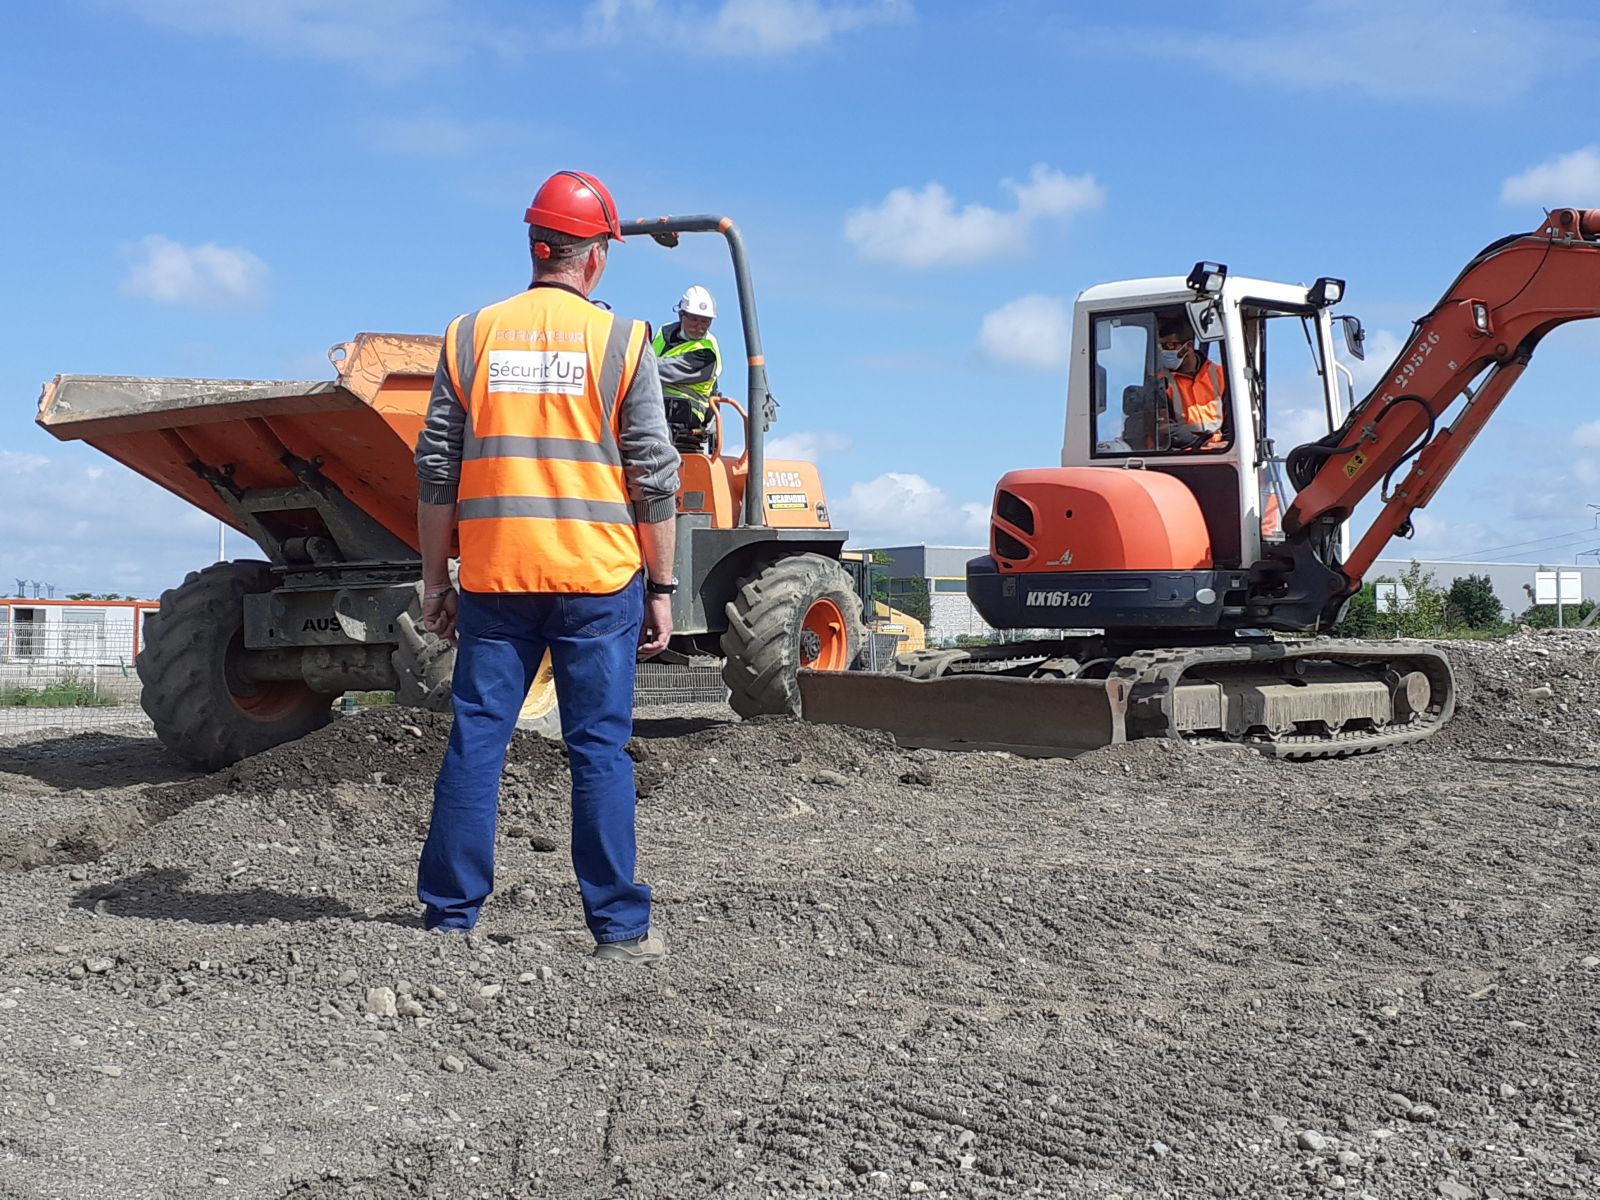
[1186,297,1225,343]
[1339,314,1366,361]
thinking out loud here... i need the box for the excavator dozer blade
[797,669,1130,758]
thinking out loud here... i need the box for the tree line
[1334,561,1595,638]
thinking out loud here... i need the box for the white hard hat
[677,285,717,319]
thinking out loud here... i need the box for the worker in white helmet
[653,285,723,452]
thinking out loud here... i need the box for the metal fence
[0,647,731,743]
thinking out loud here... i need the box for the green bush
[1445,574,1505,630]
[1334,562,1515,639]
[1520,599,1596,628]
[0,680,118,708]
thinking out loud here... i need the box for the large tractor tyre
[720,553,865,718]
[137,561,337,771]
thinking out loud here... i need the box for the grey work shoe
[591,930,668,966]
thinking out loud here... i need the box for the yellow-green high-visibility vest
[652,328,722,420]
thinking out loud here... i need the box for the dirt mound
[1425,630,1600,763]
[3,646,1599,1199]
[189,707,569,798]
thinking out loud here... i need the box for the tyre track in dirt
[0,633,1597,1198]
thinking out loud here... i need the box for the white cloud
[1112,0,1599,103]
[978,294,1071,371]
[833,471,987,545]
[1270,405,1332,452]
[1574,420,1600,449]
[585,0,908,55]
[110,0,486,79]
[362,115,529,158]
[0,448,219,596]
[766,430,852,461]
[1501,146,1600,207]
[844,165,1104,268]
[120,235,268,310]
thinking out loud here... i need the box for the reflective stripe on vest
[652,328,722,414]
[446,288,648,594]
[1167,360,1225,435]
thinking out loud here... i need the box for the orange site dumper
[36,215,867,770]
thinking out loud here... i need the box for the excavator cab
[966,267,1356,635]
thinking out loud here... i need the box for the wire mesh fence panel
[1,652,734,744]
[0,609,150,739]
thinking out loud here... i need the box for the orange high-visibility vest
[1166,360,1226,445]
[446,286,649,594]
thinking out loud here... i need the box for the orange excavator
[801,208,1600,759]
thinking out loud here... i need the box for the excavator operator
[1156,315,1226,450]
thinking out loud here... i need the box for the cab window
[1092,310,1231,457]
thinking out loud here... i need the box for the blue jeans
[417,578,650,942]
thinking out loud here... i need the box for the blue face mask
[1158,347,1184,370]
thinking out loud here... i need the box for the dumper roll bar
[618,215,773,528]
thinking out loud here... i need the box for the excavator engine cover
[969,466,1227,631]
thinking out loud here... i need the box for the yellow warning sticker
[1343,451,1367,479]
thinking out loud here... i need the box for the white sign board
[1375,581,1413,612]
[1534,570,1582,606]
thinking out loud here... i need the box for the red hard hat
[524,170,625,242]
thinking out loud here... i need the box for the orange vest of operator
[446,285,649,594]
[1166,360,1226,444]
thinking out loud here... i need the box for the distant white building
[1370,559,1600,619]
[856,545,996,643]
[0,599,156,696]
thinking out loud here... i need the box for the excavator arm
[1282,207,1600,597]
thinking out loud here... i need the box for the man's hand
[638,593,673,659]
[422,586,459,643]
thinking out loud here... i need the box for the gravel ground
[0,633,1596,1199]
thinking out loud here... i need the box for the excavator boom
[1285,207,1600,591]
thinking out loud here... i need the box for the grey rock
[1408,1103,1441,1123]
[85,958,113,974]
[441,1055,466,1073]
[1298,1130,1328,1152]
[811,770,849,788]
[1438,1181,1475,1200]
[363,988,397,1018]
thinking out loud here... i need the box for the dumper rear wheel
[721,554,863,718]
[138,561,336,770]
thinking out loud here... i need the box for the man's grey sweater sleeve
[414,345,465,505]
[618,344,682,523]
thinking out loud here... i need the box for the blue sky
[5,0,1600,595]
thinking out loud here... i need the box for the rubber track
[1111,640,1457,761]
